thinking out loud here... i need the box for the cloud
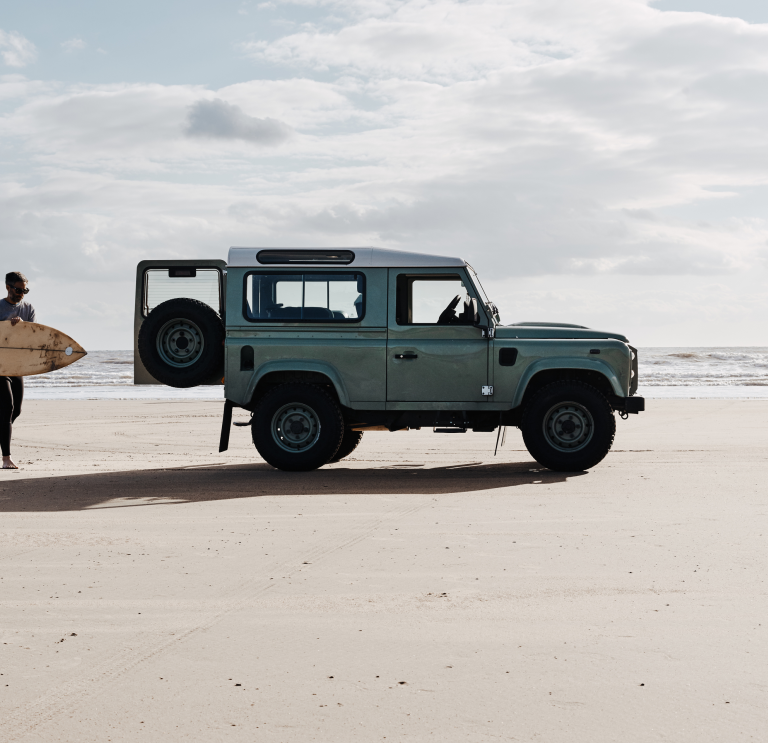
[185,98,293,145]
[240,3,579,82]
[3,0,768,345]
[0,79,344,166]
[62,38,86,53]
[0,29,37,68]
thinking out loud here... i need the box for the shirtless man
[0,271,36,469]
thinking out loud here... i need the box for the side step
[433,427,467,433]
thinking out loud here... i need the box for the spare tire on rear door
[138,298,224,388]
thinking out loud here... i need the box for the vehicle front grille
[629,345,639,396]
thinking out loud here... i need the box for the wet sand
[1,399,766,742]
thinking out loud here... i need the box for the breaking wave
[639,347,768,386]
[23,350,222,399]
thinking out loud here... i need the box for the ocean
[20,348,768,400]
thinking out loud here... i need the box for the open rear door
[134,259,227,385]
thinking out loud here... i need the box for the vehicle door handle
[394,354,418,360]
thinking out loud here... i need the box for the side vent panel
[240,346,255,371]
[499,348,518,367]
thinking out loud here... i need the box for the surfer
[1,271,36,469]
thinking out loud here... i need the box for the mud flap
[219,400,234,452]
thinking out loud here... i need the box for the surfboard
[0,321,87,377]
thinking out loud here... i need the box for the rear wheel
[328,430,363,463]
[521,381,615,471]
[252,383,344,471]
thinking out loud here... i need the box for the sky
[1,0,767,348]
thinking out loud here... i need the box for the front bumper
[609,395,645,414]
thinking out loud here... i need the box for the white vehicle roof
[227,246,466,269]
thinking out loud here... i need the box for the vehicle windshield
[466,264,500,323]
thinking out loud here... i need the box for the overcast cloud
[186,98,293,144]
[1,0,767,347]
[0,29,36,67]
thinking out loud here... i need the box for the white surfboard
[0,321,87,377]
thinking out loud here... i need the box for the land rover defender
[134,247,644,471]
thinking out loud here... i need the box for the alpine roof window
[256,250,355,265]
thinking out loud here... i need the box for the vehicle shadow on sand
[0,460,586,512]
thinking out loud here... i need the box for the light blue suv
[134,247,644,472]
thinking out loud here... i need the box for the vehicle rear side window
[244,272,365,322]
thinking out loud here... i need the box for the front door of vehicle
[386,269,489,403]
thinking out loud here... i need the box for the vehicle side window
[396,274,474,326]
[244,272,364,322]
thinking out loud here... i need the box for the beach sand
[1,399,766,741]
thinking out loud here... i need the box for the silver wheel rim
[543,402,594,452]
[156,318,205,367]
[272,402,321,453]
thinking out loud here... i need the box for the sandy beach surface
[1,399,766,742]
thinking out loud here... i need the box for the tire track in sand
[2,500,428,742]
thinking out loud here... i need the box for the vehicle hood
[495,322,629,343]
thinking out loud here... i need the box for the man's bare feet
[2,456,18,469]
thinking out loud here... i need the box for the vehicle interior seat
[266,306,334,320]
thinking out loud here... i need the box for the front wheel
[521,381,615,471]
[252,383,344,471]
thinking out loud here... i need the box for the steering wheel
[437,294,462,325]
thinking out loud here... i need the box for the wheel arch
[514,359,623,409]
[244,361,351,409]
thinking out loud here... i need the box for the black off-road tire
[252,383,344,471]
[521,381,615,471]
[138,298,224,388]
[328,430,364,463]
